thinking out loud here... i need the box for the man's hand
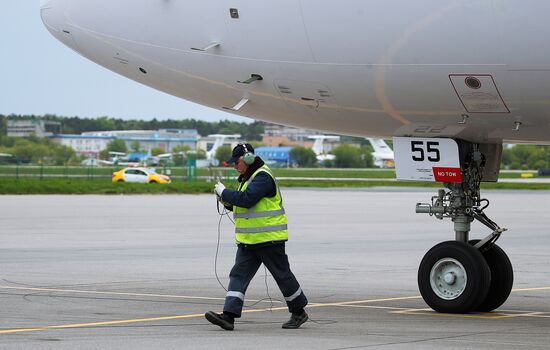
[214,181,226,197]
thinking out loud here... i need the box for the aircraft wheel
[470,240,514,312]
[418,241,491,313]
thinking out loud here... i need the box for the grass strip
[0,178,549,195]
[0,166,540,179]
[0,179,213,195]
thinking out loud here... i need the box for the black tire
[149,180,157,184]
[117,179,124,183]
[418,241,491,313]
[470,240,514,312]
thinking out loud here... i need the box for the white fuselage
[41,0,550,144]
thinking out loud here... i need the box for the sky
[0,2,250,122]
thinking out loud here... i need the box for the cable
[479,198,490,211]
[306,317,339,325]
[215,198,280,312]
[214,191,335,324]
[214,207,228,292]
[264,265,274,312]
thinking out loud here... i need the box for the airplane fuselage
[41,0,550,144]
[42,0,545,315]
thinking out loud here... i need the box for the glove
[214,181,226,197]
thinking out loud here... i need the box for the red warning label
[433,167,462,183]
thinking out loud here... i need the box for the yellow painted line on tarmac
[306,295,423,308]
[0,286,422,307]
[331,287,550,320]
[0,312,207,334]
[335,304,412,311]
[503,312,547,319]
[420,313,514,320]
[512,286,550,292]
[391,308,516,319]
[0,285,281,304]
[0,305,292,335]
[0,314,204,334]
[2,285,549,334]
[0,296,421,335]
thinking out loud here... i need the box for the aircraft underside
[41,0,550,314]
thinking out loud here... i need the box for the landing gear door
[393,137,461,183]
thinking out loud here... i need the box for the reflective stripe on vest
[233,208,286,219]
[234,165,288,245]
[235,224,288,234]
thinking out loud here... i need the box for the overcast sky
[0,2,250,122]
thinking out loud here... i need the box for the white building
[52,134,114,157]
[51,129,199,157]
[7,120,62,137]
[261,122,339,152]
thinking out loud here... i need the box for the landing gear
[416,142,512,313]
[418,241,490,313]
[469,240,514,312]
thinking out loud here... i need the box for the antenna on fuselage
[191,42,220,52]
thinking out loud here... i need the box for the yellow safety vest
[233,165,288,245]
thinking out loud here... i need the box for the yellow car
[112,167,171,184]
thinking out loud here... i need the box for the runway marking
[512,286,550,292]
[0,285,282,304]
[0,306,288,335]
[0,296,421,335]
[1,284,547,304]
[334,304,410,311]
[1,286,549,334]
[504,311,547,319]
[0,312,207,334]
[390,308,517,319]
[306,295,423,308]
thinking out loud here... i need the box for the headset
[241,143,256,165]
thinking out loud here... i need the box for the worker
[205,143,308,330]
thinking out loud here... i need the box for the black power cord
[215,195,335,325]
[215,198,282,311]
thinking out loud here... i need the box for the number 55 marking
[411,141,441,162]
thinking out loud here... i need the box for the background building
[261,123,339,153]
[52,134,114,158]
[51,129,198,157]
[197,136,239,154]
[255,146,294,167]
[7,120,62,137]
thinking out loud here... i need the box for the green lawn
[0,165,540,179]
[0,177,548,195]
[0,178,214,195]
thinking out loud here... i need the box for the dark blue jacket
[221,171,276,209]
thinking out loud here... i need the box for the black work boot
[205,311,235,330]
[282,310,308,329]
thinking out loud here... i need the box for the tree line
[501,144,550,170]
[1,114,549,169]
[0,114,265,140]
[0,134,75,165]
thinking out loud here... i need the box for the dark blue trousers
[223,243,308,317]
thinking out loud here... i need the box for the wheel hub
[444,272,456,285]
[430,258,467,300]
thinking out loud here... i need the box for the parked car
[112,167,171,184]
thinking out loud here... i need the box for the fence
[0,165,236,182]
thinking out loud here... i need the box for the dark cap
[227,143,255,164]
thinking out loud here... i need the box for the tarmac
[0,188,549,349]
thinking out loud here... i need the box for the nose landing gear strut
[416,143,513,313]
